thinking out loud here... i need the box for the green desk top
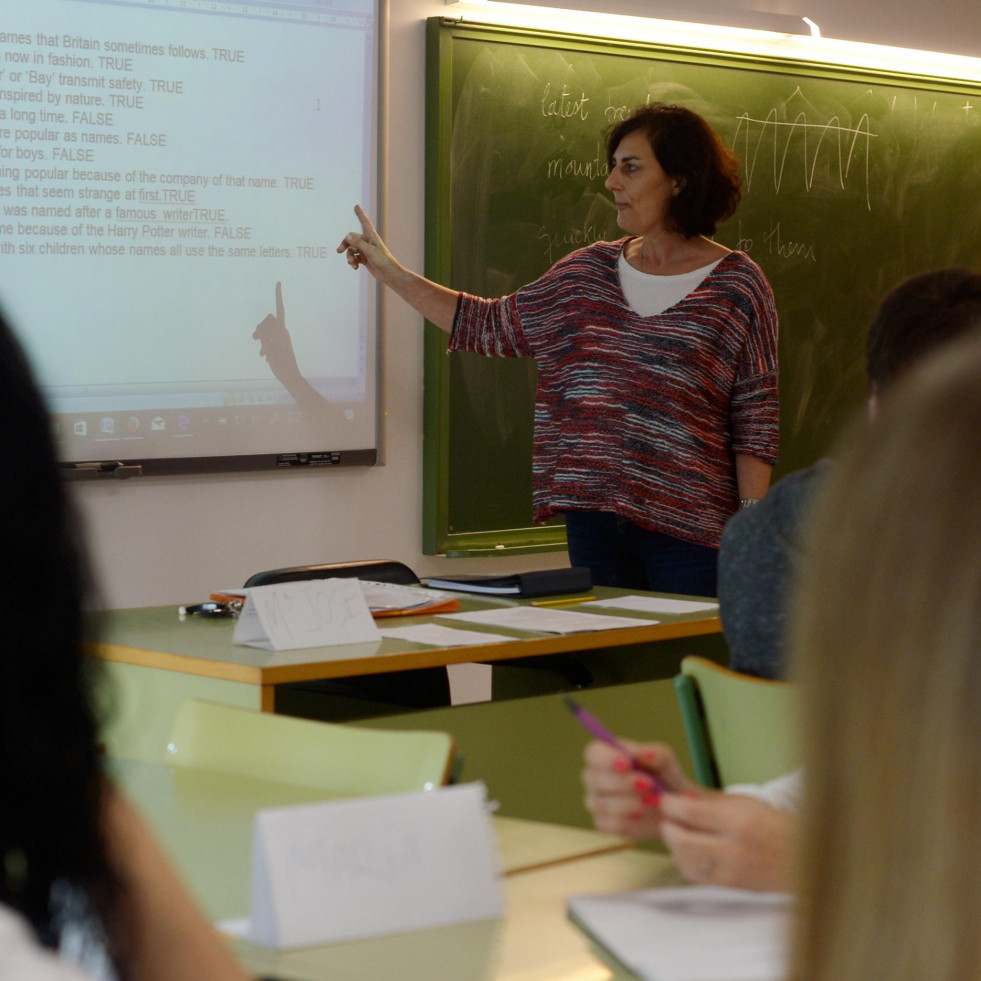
[90,588,721,687]
[111,756,664,981]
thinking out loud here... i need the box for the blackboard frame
[422,16,981,556]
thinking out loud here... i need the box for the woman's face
[605,129,681,237]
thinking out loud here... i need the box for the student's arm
[103,789,252,981]
[658,792,795,891]
[336,205,460,332]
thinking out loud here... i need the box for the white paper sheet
[379,624,511,647]
[568,886,790,981]
[580,596,719,615]
[438,606,655,635]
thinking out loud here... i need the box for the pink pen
[563,695,668,794]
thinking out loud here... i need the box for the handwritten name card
[232,578,381,651]
[245,782,503,949]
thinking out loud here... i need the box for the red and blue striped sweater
[449,239,779,548]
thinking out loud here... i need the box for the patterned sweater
[449,239,779,548]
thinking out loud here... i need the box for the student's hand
[337,205,400,282]
[658,791,796,892]
[581,739,693,839]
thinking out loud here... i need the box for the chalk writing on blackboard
[734,89,876,210]
[425,20,981,555]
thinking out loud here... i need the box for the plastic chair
[243,559,420,588]
[242,560,450,709]
[166,699,455,794]
[673,655,799,789]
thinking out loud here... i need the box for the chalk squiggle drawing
[733,87,877,211]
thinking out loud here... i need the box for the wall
[70,0,981,613]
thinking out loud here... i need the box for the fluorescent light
[446,0,811,37]
[441,0,981,83]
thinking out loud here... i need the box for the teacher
[339,103,778,596]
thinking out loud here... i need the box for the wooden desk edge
[90,615,721,688]
[92,642,265,684]
[503,838,635,876]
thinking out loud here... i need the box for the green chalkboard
[422,18,981,556]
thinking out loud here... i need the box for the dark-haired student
[339,103,778,597]
[720,266,981,679]
[0,307,251,981]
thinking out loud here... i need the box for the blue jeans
[564,511,719,597]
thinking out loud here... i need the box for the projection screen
[0,0,379,476]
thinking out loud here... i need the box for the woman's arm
[735,453,772,502]
[337,206,460,332]
[103,789,252,981]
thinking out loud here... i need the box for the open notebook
[567,886,791,981]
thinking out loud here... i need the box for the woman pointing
[339,103,778,596]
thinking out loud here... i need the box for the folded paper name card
[233,578,381,651]
[246,782,504,949]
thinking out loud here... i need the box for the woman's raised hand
[337,205,398,280]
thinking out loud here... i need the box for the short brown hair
[605,103,741,237]
[865,267,981,391]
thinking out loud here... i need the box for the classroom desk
[91,587,722,761]
[111,757,676,981]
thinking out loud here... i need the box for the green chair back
[674,656,799,788]
[166,699,455,795]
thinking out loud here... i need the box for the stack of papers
[359,581,460,617]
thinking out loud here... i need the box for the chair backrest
[674,656,799,789]
[243,559,420,588]
[166,700,455,794]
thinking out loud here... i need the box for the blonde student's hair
[788,327,981,981]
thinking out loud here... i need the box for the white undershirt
[726,770,803,814]
[618,253,722,317]
[0,905,100,981]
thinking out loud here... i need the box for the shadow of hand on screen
[253,281,339,429]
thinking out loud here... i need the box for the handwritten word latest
[541,82,589,121]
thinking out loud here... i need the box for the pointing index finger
[275,281,284,324]
[353,204,376,242]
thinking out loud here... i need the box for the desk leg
[260,684,276,713]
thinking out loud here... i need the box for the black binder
[424,566,592,598]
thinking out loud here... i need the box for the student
[789,329,981,980]
[339,103,778,596]
[581,268,981,890]
[719,267,981,679]
[0,307,251,981]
